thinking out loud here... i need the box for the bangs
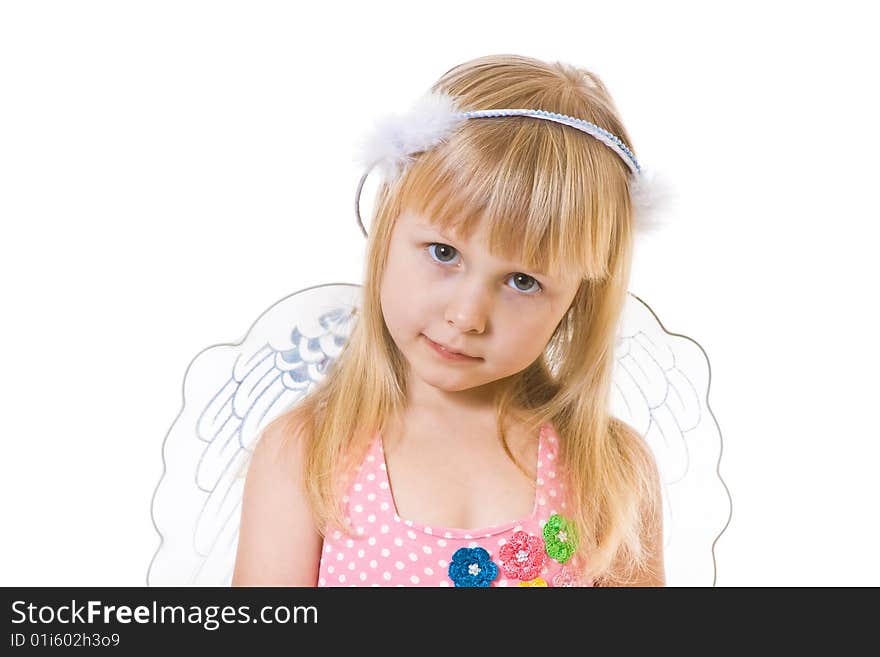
[394,117,629,282]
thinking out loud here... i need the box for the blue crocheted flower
[448,547,499,587]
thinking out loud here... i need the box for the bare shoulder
[231,410,323,586]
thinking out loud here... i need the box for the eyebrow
[412,221,553,279]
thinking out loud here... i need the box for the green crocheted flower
[542,513,577,563]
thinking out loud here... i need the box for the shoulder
[231,409,323,586]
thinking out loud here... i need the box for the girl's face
[380,209,582,402]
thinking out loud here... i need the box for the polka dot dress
[317,423,590,587]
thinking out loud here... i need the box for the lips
[424,335,478,359]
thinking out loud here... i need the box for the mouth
[422,335,481,361]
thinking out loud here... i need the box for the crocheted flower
[552,567,578,587]
[543,514,577,564]
[448,547,499,587]
[519,578,548,587]
[499,530,547,581]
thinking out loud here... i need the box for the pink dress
[317,422,589,587]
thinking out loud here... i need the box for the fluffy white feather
[354,90,465,183]
[630,167,676,234]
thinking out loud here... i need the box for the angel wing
[610,292,731,586]
[147,283,361,586]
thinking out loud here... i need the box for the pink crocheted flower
[499,530,547,581]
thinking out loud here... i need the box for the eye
[426,243,543,296]
[427,243,459,264]
[507,273,542,295]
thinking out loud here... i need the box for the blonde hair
[272,53,661,586]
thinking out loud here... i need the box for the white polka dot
[424,567,434,576]
[380,502,389,511]
[357,549,365,558]
[440,580,449,587]
[371,583,379,587]
[367,493,376,501]
[464,534,472,539]
[348,562,355,570]
[319,577,326,585]
[354,483,362,492]
[380,463,386,471]
[354,504,363,513]
[438,559,448,568]
[407,530,417,540]
[368,537,376,546]
[381,548,390,557]
[537,478,544,485]
[514,525,523,532]
[383,572,391,581]
[547,452,555,460]
[408,553,418,562]
[367,454,375,462]
[538,461,543,468]
[332,530,342,540]
[394,537,404,547]
[381,525,390,534]
[368,514,376,523]
[324,544,333,553]
[549,489,557,497]
[468,541,478,548]
[405,520,414,527]
[345,539,354,548]
[379,481,388,489]
[367,473,376,481]
[498,538,507,546]
[342,497,349,505]
[410,575,420,584]
[444,532,453,538]
[538,497,546,505]
[437,539,447,547]
[336,553,344,561]
[369,560,378,568]
[395,561,405,570]
[548,471,556,478]
[498,579,508,587]
[424,527,433,534]
[356,527,364,535]
[360,572,367,581]
[393,515,401,523]
[422,546,433,555]
[328,565,335,574]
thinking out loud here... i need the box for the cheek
[380,251,428,334]
[493,300,564,362]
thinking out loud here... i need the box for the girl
[232,54,665,587]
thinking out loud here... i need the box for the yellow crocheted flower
[518,578,548,587]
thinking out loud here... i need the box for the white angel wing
[148,283,360,586]
[610,292,731,586]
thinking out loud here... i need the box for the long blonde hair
[272,54,661,586]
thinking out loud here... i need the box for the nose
[444,280,491,333]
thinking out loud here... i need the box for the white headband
[353,90,673,237]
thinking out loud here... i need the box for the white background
[2,1,878,587]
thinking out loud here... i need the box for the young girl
[231,53,665,587]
